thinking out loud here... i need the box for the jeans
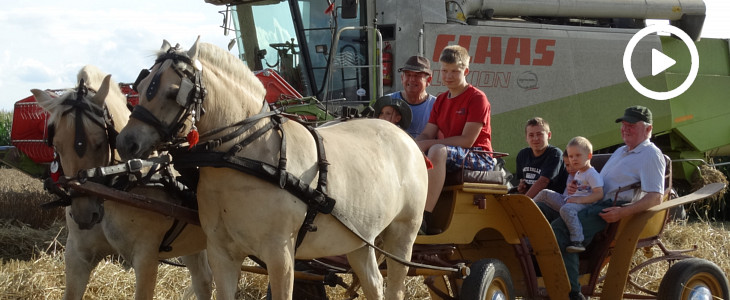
[537,199,613,293]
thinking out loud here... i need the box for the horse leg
[63,219,110,300]
[380,222,417,300]
[347,246,384,300]
[181,252,213,300]
[207,241,244,300]
[129,251,160,300]
[260,244,296,300]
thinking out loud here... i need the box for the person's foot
[419,217,428,235]
[418,212,443,235]
[566,241,585,253]
[569,290,586,300]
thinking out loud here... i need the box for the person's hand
[566,180,578,195]
[415,140,430,153]
[599,206,622,223]
[565,196,577,204]
[517,179,527,194]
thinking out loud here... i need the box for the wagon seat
[576,153,673,295]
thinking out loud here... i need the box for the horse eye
[165,88,180,101]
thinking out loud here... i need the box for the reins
[133,49,464,274]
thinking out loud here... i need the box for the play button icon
[651,48,676,76]
[623,24,699,101]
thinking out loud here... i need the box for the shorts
[445,146,495,172]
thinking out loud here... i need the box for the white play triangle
[651,48,676,76]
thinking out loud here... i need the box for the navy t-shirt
[515,145,566,193]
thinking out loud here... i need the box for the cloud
[0,1,234,111]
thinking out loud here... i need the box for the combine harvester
[207,0,729,184]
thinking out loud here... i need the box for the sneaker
[566,241,585,253]
[569,290,586,300]
[418,217,428,235]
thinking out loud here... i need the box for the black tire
[657,258,730,300]
[266,280,328,300]
[461,258,514,300]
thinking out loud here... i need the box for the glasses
[402,72,429,79]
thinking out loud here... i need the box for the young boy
[416,45,494,234]
[515,117,566,198]
[532,136,604,252]
[373,95,412,129]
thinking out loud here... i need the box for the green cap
[615,105,652,124]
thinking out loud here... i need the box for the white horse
[32,65,212,300]
[115,38,428,300]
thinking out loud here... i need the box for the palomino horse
[33,65,212,300]
[116,38,428,300]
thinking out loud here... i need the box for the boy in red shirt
[416,45,494,234]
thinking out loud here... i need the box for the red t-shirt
[428,85,492,151]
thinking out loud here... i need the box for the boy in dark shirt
[515,117,566,198]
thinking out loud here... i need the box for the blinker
[133,69,150,93]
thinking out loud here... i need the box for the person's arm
[416,122,482,150]
[599,192,662,223]
[525,176,550,198]
[416,123,439,152]
[566,187,604,204]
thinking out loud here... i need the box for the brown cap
[398,56,431,75]
[615,105,652,124]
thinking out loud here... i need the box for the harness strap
[130,104,187,142]
[612,182,642,205]
[191,104,276,152]
[295,126,330,249]
[159,219,188,252]
[171,151,336,215]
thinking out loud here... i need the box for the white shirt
[600,139,665,203]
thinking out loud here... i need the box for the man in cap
[373,95,412,130]
[386,55,437,138]
[536,105,666,300]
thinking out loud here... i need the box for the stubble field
[1,167,729,299]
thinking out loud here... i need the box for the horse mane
[47,65,130,132]
[160,42,267,122]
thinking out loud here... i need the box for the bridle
[46,78,118,159]
[43,79,119,210]
[130,45,207,145]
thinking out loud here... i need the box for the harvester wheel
[657,258,729,300]
[461,258,514,300]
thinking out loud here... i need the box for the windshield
[233,0,369,102]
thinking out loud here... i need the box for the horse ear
[161,40,172,52]
[32,89,54,110]
[187,35,202,59]
[92,75,113,106]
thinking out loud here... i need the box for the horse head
[33,65,129,229]
[117,36,266,160]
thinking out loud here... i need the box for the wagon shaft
[59,177,200,225]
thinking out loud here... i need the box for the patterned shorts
[445,146,495,172]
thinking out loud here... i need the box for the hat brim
[397,67,431,75]
[373,95,412,129]
[615,116,641,123]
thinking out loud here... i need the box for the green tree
[0,110,11,146]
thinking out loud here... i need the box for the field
[1,167,729,299]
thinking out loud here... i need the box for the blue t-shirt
[388,91,436,138]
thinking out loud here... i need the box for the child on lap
[533,136,604,253]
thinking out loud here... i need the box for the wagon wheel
[460,258,514,300]
[657,258,730,300]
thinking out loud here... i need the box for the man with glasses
[386,55,437,138]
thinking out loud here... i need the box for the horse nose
[117,134,139,160]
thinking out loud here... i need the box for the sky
[1,0,729,111]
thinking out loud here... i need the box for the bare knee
[427,144,448,164]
